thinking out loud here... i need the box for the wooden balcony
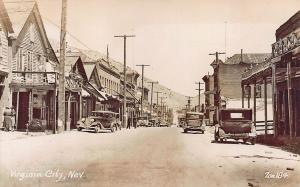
[10,71,58,90]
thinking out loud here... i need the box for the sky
[36,0,300,96]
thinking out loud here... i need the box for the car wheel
[251,138,256,145]
[77,127,82,131]
[111,126,115,133]
[214,131,219,142]
[183,129,187,133]
[95,126,100,133]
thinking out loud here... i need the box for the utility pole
[136,64,150,117]
[148,81,158,116]
[155,91,162,107]
[114,34,135,128]
[58,0,67,133]
[209,51,225,124]
[195,82,204,112]
[159,97,166,118]
[187,96,191,112]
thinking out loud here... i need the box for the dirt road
[0,127,299,187]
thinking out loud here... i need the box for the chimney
[240,49,243,63]
[106,44,109,62]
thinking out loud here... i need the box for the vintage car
[77,111,121,133]
[136,116,150,127]
[182,112,205,133]
[148,118,158,127]
[214,108,256,144]
[158,118,169,127]
[178,116,186,128]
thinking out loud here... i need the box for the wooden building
[242,11,300,138]
[65,56,86,130]
[0,0,13,128]
[3,1,59,131]
[82,61,107,117]
[211,52,271,99]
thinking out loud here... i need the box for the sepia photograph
[0,0,299,186]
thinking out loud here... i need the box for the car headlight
[90,119,95,122]
[81,118,86,122]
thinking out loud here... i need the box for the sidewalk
[0,131,48,142]
[257,135,300,155]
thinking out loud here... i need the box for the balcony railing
[241,60,272,80]
[11,71,58,87]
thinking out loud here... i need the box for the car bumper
[219,132,257,139]
[184,126,205,131]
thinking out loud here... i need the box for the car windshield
[221,111,252,121]
[92,112,114,118]
[186,114,202,120]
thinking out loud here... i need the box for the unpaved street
[0,127,299,187]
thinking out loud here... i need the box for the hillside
[50,40,191,110]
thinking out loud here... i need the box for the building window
[27,51,33,71]
[29,24,35,43]
[17,49,24,71]
[0,35,2,59]
[256,85,262,98]
[244,85,251,98]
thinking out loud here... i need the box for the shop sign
[272,32,300,57]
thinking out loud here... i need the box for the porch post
[53,89,57,134]
[247,85,251,108]
[67,92,71,131]
[287,61,293,138]
[79,91,82,119]
[16,91,19,130]
[29,90,32,124]
[241,84,245,108]
[253,81,256,127]
[264,78,268,137]
[272,63,277,137]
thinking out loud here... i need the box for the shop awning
[82,89,90,97]
[82,83,107,101]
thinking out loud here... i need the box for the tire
[111,126,115,133]
[95,126,100,133]
[214,130,219,142]
[183,129,188,133]
[251,138,256,145]
[77,127,82,131]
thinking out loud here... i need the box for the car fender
[90,121,101,128]
[77,121,85,127]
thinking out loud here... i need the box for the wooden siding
[219,64,272,99]
[0,23,10,128]
[0,25,9,73]
[12,20,57,85]
[219,64,244,99]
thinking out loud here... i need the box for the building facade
[242,11,300,138]
[0,0,13,128]
[3,1,59,132]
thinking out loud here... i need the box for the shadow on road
[181,131,204,135]
[211,140,252,145]
[80,130,115,134]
